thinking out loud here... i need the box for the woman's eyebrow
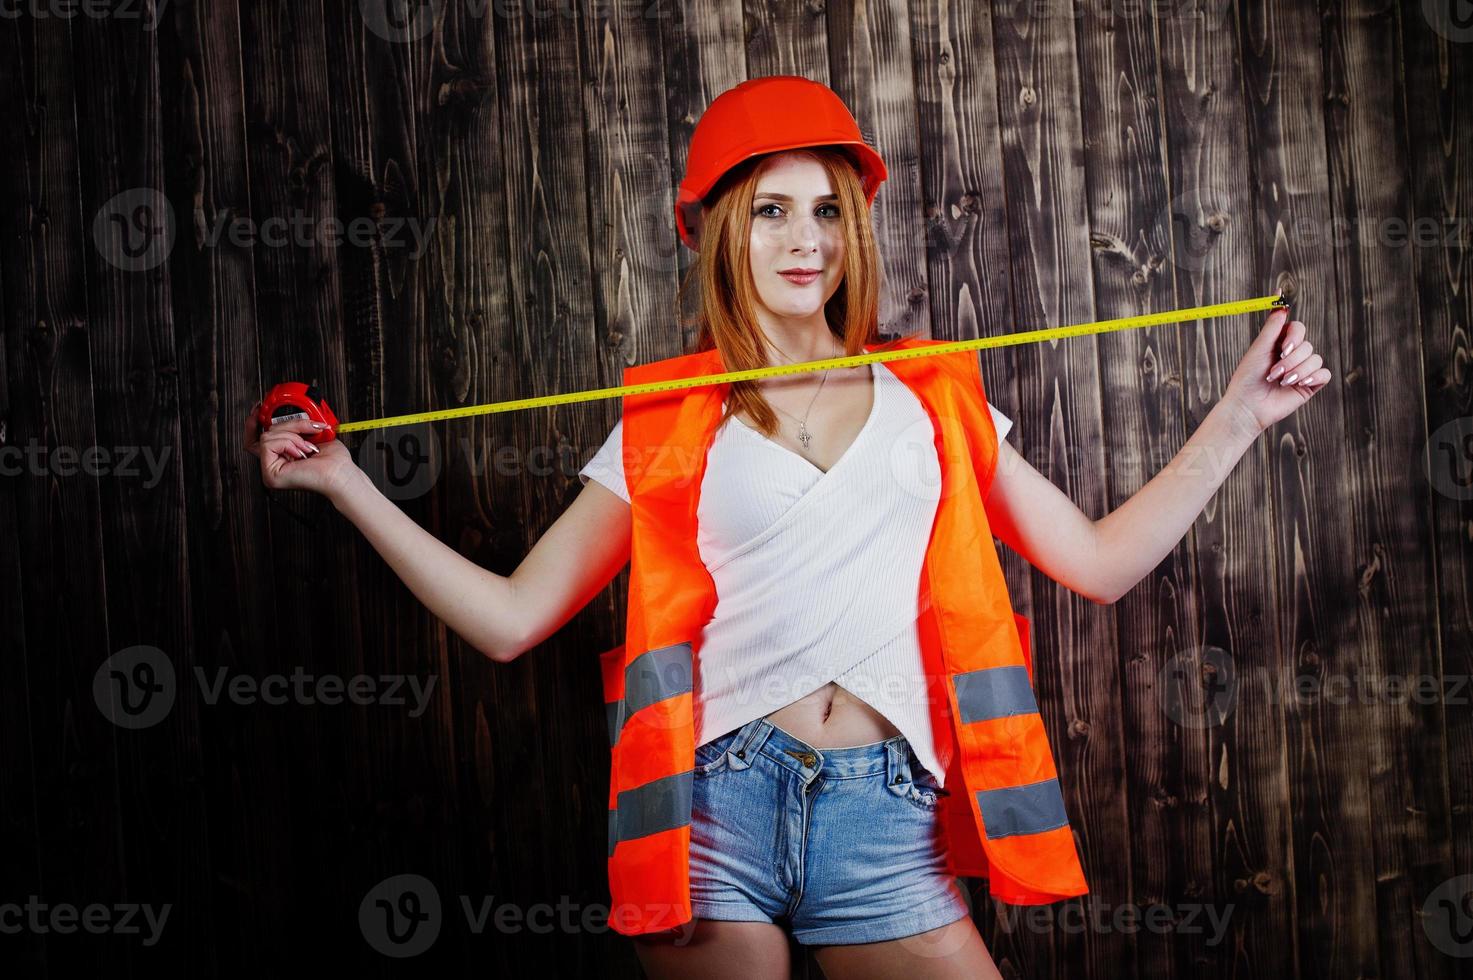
[753,191,839,201]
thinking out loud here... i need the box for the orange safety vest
[597,335,1089,936]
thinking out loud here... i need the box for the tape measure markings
[335,293,1285,434]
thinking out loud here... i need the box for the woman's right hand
[243,402,360,500]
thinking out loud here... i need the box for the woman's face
[746,152,847,326]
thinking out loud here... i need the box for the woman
[245,77,1329,978]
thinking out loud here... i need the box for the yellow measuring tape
[335,293,1287,434]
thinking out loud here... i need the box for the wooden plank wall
[0,1,1468,977]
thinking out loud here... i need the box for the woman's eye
[753,203,842,218]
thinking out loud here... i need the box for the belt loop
[886,739,911,796]
[726,717,767,771]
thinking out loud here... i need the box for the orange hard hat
[675,75,888,252]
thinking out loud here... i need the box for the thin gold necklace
[763,333,843,451]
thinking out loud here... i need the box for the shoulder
[624,348,723,386]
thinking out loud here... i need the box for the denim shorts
[688,715,973,945]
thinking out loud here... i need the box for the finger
[266,418,332,437]
[289,435,320,457]
[265,437,308,462]
[1269,340,1316,382]
[1277,319,1307,358]
[1256,307,1291,353]
[1281,354,1324,386]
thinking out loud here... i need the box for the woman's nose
[788,213,820,250]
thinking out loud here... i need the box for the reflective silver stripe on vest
[975,777,1069,839]
[953,665,1038,724]
[607,769,694,857]
[608,643,693,747]
[605,700,623,747]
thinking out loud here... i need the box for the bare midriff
[761,681,902,747]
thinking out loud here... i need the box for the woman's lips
[778,271,820,285]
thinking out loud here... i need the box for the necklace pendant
[797,424,812,449]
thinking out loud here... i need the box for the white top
[579,361,1013,787]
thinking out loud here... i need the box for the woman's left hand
[1222,306,1333,434]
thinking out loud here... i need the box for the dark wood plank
[1237,0,1385,977]
[475,4,623,974]
[154,0,291,971]
[1318,2,1457,977]
[987,5,1132,977]
[0,10,151,977]
[743,0,829,80]
[316,5,496,975]
[66,2,216,971]
[1401,0,1473,912]
[1074,3,1212,977]
[0,233,46,977]
[658,3,745,343]
[827,0,929,335]
[235,0,370,963]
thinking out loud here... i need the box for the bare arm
[329,469,630,662]
[984,399,1260,605]
[985,306,1331,605]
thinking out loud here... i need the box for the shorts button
[893,774,904,785]
[736,750,745,759]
